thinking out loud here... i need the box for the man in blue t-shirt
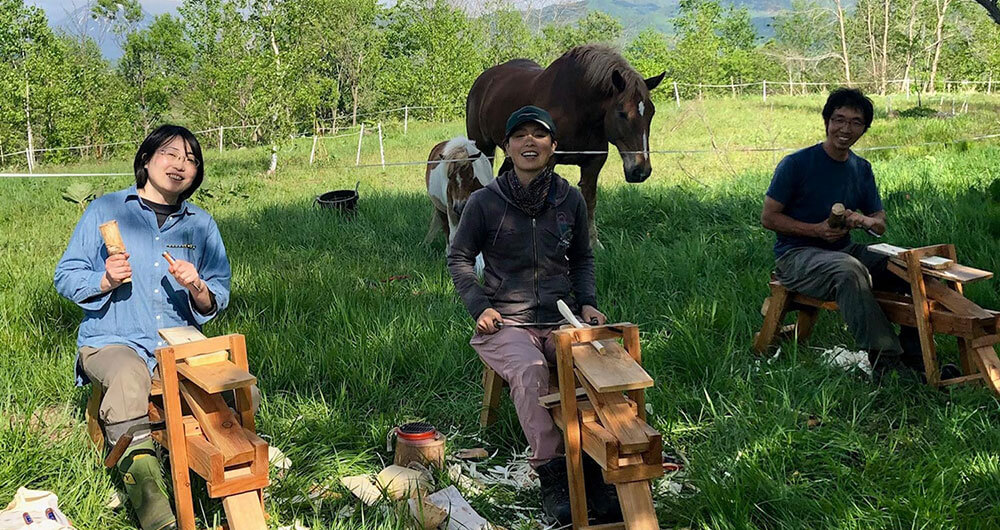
[760,88,935,377]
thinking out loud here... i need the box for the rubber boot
[583,455,622,524]
[536,459,572,525]
[118,439,176,530]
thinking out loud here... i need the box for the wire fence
[0,80,996,176]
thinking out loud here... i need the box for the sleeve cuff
[188,289,218,325]
[77,271,112,310]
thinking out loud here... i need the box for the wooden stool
[480,364,505,428]
[754,244,1000,393]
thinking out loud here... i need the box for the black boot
[583,456,622,524]
[536,459,572,525]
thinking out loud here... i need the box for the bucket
[392,422,446,469]
[315,181,359,213]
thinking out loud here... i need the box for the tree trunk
[864,0,879,92]
[24,78,35,172]
[834,0,852,85]
[352,82,359,127]
[928,0,952,93]
[902,0,919,95]
[881,0,891,94]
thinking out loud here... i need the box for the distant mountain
[523,0,784,39]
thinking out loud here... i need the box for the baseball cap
[504,105,557,139]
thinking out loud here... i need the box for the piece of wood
[938,373,984,386]
[621,325,647,423]
[155,347,196,530]
[573,342,653,393]
[973,346,1000,396]
[159,326,230,365]
[891,259,993,284]
[340,475,381,505]
[888,262,992,319]
[577,372,650,454]
[971,335,1000,349]
[427,485,490,530]
[186,433,224,484]
[148,402,201,437]
[555,331,590,528]
[868,243,909,257]
[552,404,619,471]
[753,282,790,353]
[904,251,941,385]
[919,256,954,270]
[827,202,846,228]
[602,463,664,485]
[209,465,268,498]
[222,490,267,530]
[794,307,820,342]
[177,360,256,394]
[582,523,627,530]
[86,385,104,452]
[151,376,162,396]
[375,465,431,500]
[615,481,659,529]
[178,381,254,466]
[98,220,131,284]
[408,496,449,529]
[480,364,504,428]
[539,387,587,409]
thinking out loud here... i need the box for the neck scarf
[504,167,552,217]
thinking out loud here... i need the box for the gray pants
[80,344,152,445]
[775,243,913,356]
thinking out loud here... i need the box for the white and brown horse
[424,137,494,271]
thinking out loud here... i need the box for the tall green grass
[2,94,1000,528]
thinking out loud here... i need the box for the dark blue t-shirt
[766,143,883,258]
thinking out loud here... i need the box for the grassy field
[2,93,1000,529]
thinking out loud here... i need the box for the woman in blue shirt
[55,125,231,530]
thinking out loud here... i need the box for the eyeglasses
[830,116,865,129]
[157,147,200,168]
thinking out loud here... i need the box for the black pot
[316,181,359,213]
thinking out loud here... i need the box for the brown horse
[466,44,664,247]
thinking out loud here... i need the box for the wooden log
[827,203,846,228]
[98,220,131,284]
[178,381,254,466]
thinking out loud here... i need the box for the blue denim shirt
[54,186,231,385]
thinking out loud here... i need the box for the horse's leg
[424,208,446,245]
[578,156,607,250]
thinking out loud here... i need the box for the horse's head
[445,141,493,217]
[604,70,665,183]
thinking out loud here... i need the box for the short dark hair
[822,88,874,131]
[133,124,205,202]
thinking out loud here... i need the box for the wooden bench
[753,244,1000,393]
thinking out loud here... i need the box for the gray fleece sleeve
[447,194,492,320]
[567,191,597,309]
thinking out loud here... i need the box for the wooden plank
[539,387,587,409]
[159,326,208,344]
[86,386,104,452]
[615,481,658,529]
[480,365,504,428]
[155,348,196,530]
[973,346,1000,397]
[603,464,664,485]
[582,523,627,530]
[186,434,224,484]
[573,342,653,393]
[554,324,630,345]
[938,373,984,386]
[888,263,992,319]
[753,283,790,353]
[552,404,619,470]
[222,490,267,530]
[621,325,647,424]
[892,258,992,284]
[177,360,256,394]
[868,243,909,257]
[209,466,269,498]
[160,335,235,362]
[554,331,590,528]
[148,403,202,437]
[150,376,162,396]
[577,371,650,454]
[905,251,941,385]
[971,335,1000,349]
[920,256,954,270]
[178,381,254,466]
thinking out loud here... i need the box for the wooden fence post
[989,72,993,95]
[673,81,680,108]
[731,77,736,98]
[404,106,409,135]
[310,135,318,165]
[218,126,223,154]
[378,122,385,169]
[356,123,364,166]
[762,80,767,103]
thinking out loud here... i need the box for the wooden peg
[827,203,846,228]
[99,220,131,284]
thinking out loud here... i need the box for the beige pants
[80,344,152,444]
[471,327,564,468]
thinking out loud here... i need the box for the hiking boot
[583,455,622,524]
[118,439,176,530]
[536,459,572,525]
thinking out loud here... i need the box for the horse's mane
[560,44,644,99]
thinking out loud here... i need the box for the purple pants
[471,326,564,468]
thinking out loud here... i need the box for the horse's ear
[611,70,626,93]
[645,71,666,91]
